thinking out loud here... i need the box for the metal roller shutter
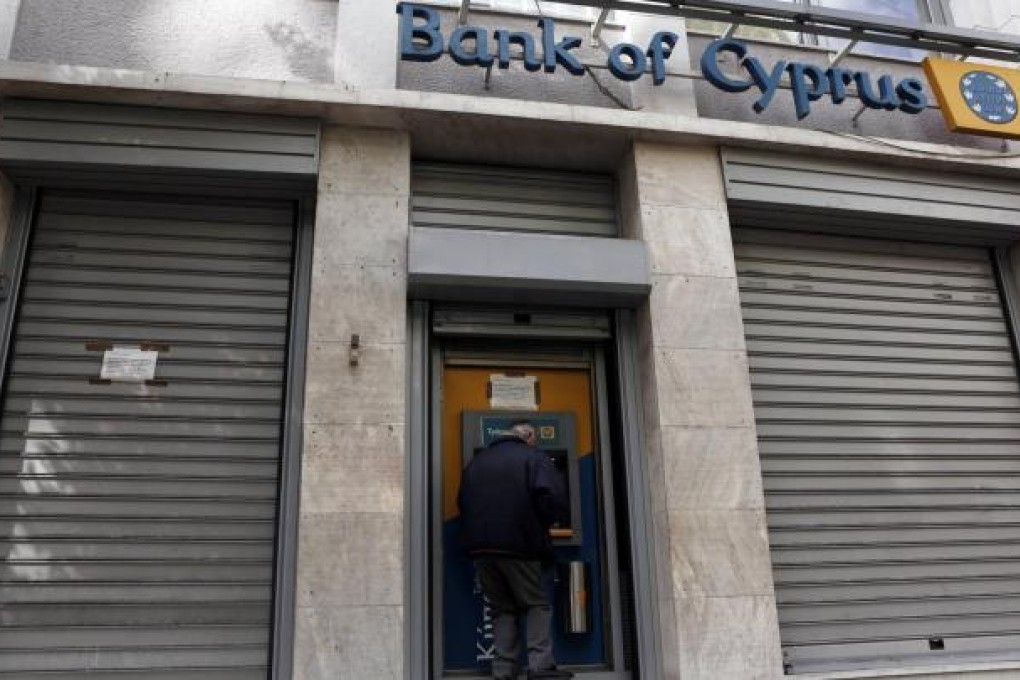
[0,99,321,194]
[722,148,1020,243]
[735,230,1020,674]
[0,190,294,679]
[411,163,619,237]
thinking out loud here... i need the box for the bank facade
[2,1,1020,679]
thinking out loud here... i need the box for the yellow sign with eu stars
[924,57,1020,139]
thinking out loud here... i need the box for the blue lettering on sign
[700,38,927,119]
[396,4,928,120]
[397,3,444,62]
[608,42,647,82]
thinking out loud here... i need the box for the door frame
[0,187,37,397]
[432,343,626,678]
[270,195,316,680]
[407,303,658,679]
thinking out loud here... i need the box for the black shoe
[528,670,574,679]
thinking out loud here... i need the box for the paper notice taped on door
[101,346,159,383]
[489,374,538,410]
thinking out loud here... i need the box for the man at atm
[458,421,573,680]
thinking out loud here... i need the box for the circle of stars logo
[960,71,1017,124]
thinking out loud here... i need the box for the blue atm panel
[443,410,607,673]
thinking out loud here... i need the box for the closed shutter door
[736,230,1020,674]
[412,163,619,237]
[0,191,294,679]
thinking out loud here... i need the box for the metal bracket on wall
[851,102,868,126]
[829,38,858,66]
[590,7,611,46]
[458,0,470,25]
[552,0,1020,63]
[719,20,740,40]
[349,333,361,366]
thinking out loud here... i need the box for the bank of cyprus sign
[397,3,928,120]
[398,3,1020,142]
[924,58,1020,139]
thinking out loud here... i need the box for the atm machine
[443,407,609,674]
[461,410,582,546]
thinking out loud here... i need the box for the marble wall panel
[676,595,784,680]
[318,126,411,196]
[633,143,727,209]
[652,509,676,606]
[658,595,682,680]
[640,205,736,278]
[301,423,404,515]
[649,274,747,351]
[308,264,406,344]
[293,604,404,680]
[667,509,775,598]
[312,192,409,268]
[653,348,756,428]
[661,425,765,512]
[297,512,404,607]
[303,341,406,426]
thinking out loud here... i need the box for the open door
[431,329,633,678]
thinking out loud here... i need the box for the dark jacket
[457,435,565,562]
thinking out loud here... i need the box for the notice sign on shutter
[489,375,538,410]
[101,346,159,383]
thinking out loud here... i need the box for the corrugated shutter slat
[736,231,1020,674]
[411,163,618,237]
[0,190,293,678]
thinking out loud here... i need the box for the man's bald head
[510,421,537,446]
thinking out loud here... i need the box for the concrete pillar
[0,0,20,59]
[619,142,784,679]
[334,0,399,90]
[293,126,410,679]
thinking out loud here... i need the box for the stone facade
[620,142,784,679]
[10,0,336,82]
[293,126,411,680]
[4,2,1020,679]
[335,0,399,90]
[0,0,18,59]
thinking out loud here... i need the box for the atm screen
[544,449,572,528]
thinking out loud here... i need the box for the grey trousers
[474,558,556,679]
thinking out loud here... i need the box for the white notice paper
[101,346,159,383]
[489,374,538,410]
